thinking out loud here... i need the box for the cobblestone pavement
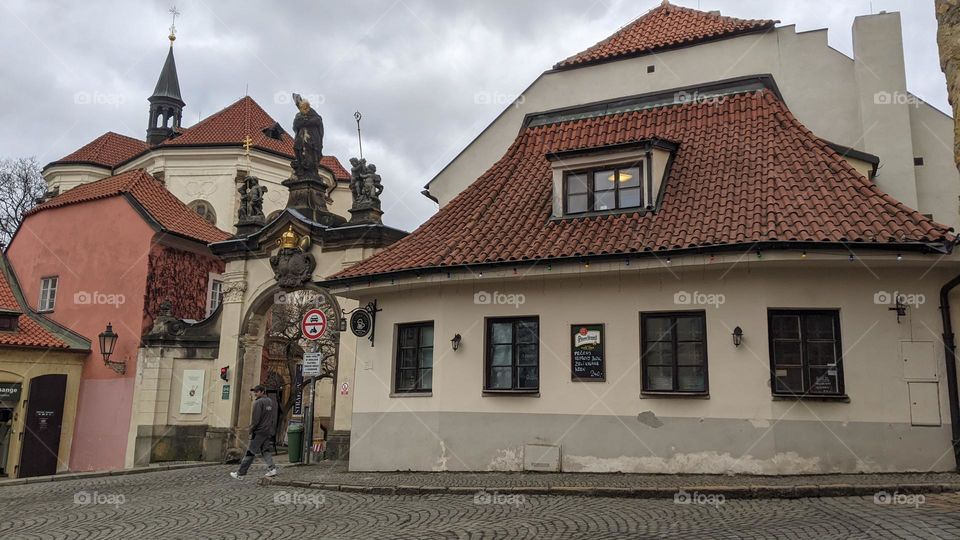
[1,464,959,539]
[286,461,960,490]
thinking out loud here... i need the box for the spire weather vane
[168,6,180,42]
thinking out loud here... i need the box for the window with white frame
[207,274,224,317]
[38,277,58,312]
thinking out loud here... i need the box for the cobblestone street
[1,465,959,539]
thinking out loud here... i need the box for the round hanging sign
[301,309,328,340]
[349,310,372,338]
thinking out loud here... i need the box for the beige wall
[429,12,958,229]
[340,252,960,473]
[0,350,84,478]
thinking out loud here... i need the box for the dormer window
[565,166,642,214]
[548,140,677,219]
[0,313,19,332]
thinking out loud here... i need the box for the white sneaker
[264,468,278,478]
[230,472,245,480]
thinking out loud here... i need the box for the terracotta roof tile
[335,90,953,280]
[48,132,150,169]
[157,96,351,180]
[556,2,776,69]
[29,169,231,244]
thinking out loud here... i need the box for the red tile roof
[48,132,150,169]
[334,89,954,280]
[556,2,777,69]
[157,96,351,180]
[29,169,231,244]
[0,261,72,349]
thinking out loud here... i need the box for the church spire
[146,6,185,145]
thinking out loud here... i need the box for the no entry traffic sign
[301,309,328,340]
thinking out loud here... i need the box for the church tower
[146,20,185,145]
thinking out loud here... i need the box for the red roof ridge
[28,169,231,244]
[47,131,151,170]
[555,2,777,69]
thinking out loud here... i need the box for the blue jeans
[237,433,275,475]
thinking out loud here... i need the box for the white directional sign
[301,309,328,341]
[302,352,322,377]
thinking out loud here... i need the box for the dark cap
[250,384,266,393]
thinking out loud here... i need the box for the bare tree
[0,157,46,246]
[937,0,960,171]
[267,290,338,438]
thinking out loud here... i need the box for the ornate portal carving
[270,225,316,289]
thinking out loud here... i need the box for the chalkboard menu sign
[571,324,605,381]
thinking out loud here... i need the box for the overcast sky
[0,0,949,231]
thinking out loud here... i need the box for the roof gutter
[939,273,960,471]
[321,239,954,289]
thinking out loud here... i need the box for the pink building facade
[6,170,228,471]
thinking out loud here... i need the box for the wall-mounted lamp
[98,322,126,375]
[732,326,744,348]
[451,334,462,352]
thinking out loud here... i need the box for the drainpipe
[938,273,960,470]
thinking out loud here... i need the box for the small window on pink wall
[38,276,58,312]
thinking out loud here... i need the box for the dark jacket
[250,395,278,437]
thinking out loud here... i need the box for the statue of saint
[349,158,384,210]
[237,176,268,224]
[291,93,324,179]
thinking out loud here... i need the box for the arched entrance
[232,283,341,455]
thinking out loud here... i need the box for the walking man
[230,385,278,479]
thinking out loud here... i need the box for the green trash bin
[287,423,304,463]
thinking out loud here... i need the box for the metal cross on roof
[169,6,180,38]
[242,135,254,154]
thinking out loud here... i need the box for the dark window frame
[484,316,540,393]
[394,321,434,394]
[640,311,709,395]
[0,314,18,332]
[563,162,645,215]
[767,309,845,398]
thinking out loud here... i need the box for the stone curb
[259,478,960,500]
[0,461,219,487]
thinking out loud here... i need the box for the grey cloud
[0,0,949,232]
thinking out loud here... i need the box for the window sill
[641,391,710,399]
[483,390,540,397]
[551,207,657,222]
[390,392,432,398]
[772,394,850,403]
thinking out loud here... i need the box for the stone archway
[231,283,342,453]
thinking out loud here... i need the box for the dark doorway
[18,374,67,478]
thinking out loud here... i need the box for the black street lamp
[99,323,125,374]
